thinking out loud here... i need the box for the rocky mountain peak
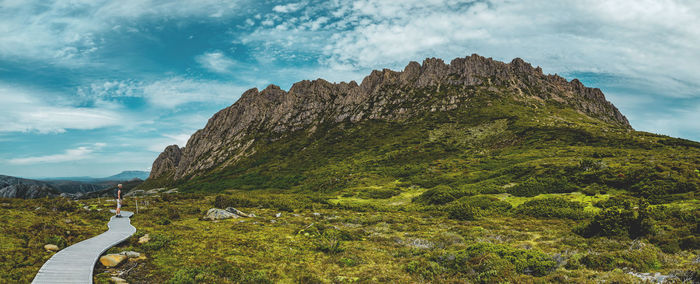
[148,54,631,182]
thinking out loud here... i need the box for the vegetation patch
[515,197,588,219]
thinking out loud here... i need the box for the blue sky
[1,0,699,178]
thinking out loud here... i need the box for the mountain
[40,170,150,183]
[0,175,59,198]
[99,170,150,181]
[141,54,697,196]
[39,176,95,182]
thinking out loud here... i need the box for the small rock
[138,234,150,244]
[129,254,147,262]
[225,207,253,218]
[204,208,239,221]
[110,276,128,284]
[120,251,141,258]
[100,254,127,267]
[275,213,282,218]
[63,218,72,224]
[44,244,59,251]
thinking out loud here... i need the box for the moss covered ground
[103,188,699,283]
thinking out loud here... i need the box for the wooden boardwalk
[32,210,136,284]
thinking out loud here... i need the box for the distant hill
[99,170,150,181]
[40,170,150,183]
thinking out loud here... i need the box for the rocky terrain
[148,54,629,185]
[0,175,59,198]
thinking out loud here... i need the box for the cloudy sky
[1,0,698,178]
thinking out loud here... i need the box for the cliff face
[149,54,630,183]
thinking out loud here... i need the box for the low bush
[575,202,654,238]
[581,183,609,196]
[263,196,312,212]
[413,185,457,205]
[413,184,475,205]
[630,179,698,204]
[580,241,661,271]
[515,197,587,219]
[404,260,444,280]
[593,196,633,209]
[435,243,557,277]
[45,235,67,249]
[141,233,172,251]
[315,229,345,254]
[447,202,480,221]
[213,194,255,209]
[508,177,578,197]
[455,195,512,214]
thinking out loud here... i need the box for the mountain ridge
[147,54,631,187]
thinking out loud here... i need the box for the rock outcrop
[204,208,239,221]
[148,145,182,180]
[0,175,58,199]
[149,54,631,183]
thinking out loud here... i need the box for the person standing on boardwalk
[116,184,123,217]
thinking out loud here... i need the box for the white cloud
[195,51,236,73]
[0,0,241,64]
[8,143,105,165]
[0,84,125,133]
[147,133,191,152]
[141,77,245,108]
[272,2,305,13]
[78,77,246,109]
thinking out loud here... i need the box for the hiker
[116,184,123,217]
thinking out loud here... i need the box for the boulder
[225,207,254,217]
[44,244,59,251]
[120,251,141,258]
[99,254,127,267]
[204,208,239,220]
[138,234,150,244]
